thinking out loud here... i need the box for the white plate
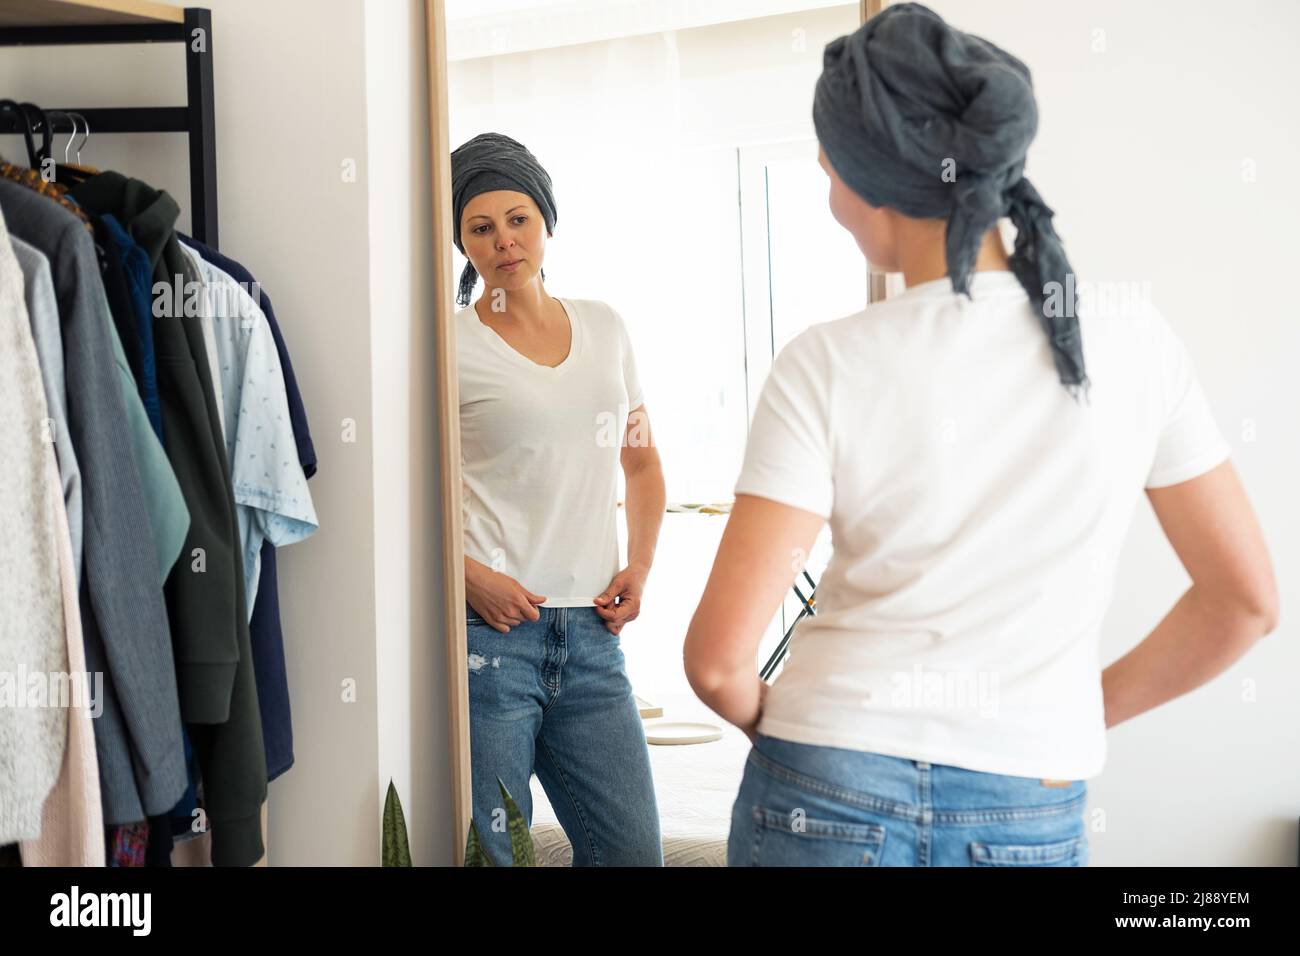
[644,720,723,746]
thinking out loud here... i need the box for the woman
[684,4,1277,867]
[452,132,666,866]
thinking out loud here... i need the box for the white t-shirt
[458,297,644,607]
[735,270,1231,780]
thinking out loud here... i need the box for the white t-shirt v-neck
[734,270,1231,780]
[458,296,644,607]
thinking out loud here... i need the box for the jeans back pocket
[750,806,886,867]
[970,834,1086,866]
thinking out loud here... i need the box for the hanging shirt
[457,297,644,607]
[734,270,1231,781]
[179,244,318,616]
[101,291,191,583]
[177,233,317,785]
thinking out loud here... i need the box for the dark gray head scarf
[813,3,1091,404]
[450,132,557,307]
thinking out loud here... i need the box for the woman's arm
[622,404,665,572]
[684,493,825,740]
[593,404,666,633]
[1103,460,1278,727]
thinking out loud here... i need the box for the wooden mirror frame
[424,0,472,866]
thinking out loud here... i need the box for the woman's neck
[895,222,1012,289]
[475,277,553,327]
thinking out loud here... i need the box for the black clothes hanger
[20,102,53,168]
[0,100,40,168]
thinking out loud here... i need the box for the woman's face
[818,143,898,271]
[460,190,549,295]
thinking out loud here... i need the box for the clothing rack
[0,3,217,247]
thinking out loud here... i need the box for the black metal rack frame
[0,7,218,248]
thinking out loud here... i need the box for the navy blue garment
[163,731,199,842]
[87,217,147,421]
[98,214,164,438]
[178,233,317,782]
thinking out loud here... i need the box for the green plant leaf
[497,776,536,867]
[382,779,412,867]
[464,819,496,867]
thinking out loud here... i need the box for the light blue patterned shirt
[180,244,318,617]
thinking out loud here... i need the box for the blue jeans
[467,604,663,866]
[728,734,1089,867]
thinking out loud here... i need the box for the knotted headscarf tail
[813,2,1092,405]
[449,132,558,307]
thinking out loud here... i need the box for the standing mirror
[428,0,880,866]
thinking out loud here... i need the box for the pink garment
[19,449,105,867]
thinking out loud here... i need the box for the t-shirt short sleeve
[1144,309,1232,489]
[733,330,834,519]
[609,303,644,410]
[231,317,319,543]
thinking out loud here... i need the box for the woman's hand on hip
[465,560,546,633]
[593,563,648,635]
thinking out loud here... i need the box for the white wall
[0,0,452,865]
[364,0,451,868]
[195,0,385,869]
[445,0,853,59]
